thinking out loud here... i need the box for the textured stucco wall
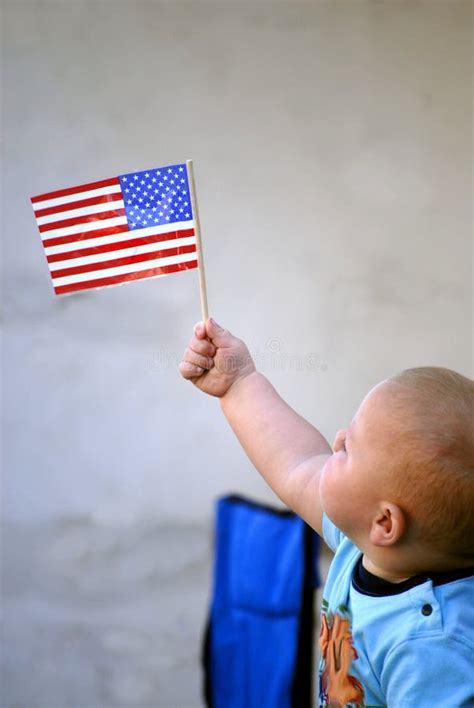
[2,0,472,525]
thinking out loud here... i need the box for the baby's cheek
[319,459,330,484]
[324,454,342,477]
[321,458,346,503]
[319,464,333,504]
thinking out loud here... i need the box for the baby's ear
[370,503,406,546]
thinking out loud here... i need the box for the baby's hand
[179,318,256,398]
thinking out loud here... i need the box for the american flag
[31,163,198,296]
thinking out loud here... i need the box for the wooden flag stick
[186,159,209,322]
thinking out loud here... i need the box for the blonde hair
[387,367,474,562]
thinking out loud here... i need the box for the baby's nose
[333,429,346,451]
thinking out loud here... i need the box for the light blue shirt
[319,514,474,707]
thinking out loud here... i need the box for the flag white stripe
[52,251,198,286]
[42,216,128,240]
[44,220,195,255]
[32,184,122,211]
[36,200,125,226]
[49,236,197,270]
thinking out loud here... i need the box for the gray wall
[3,0,471,526]
[1,2,472,704]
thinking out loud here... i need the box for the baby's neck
[362,549,472,584]
[362,555,413,583]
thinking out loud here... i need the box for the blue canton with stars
[118,164,193,231]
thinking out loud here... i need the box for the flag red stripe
[51,244,197,278]
[34,192,123,218]
[38,208,126,233]
[42,224,130,248]
[31,177,120,203]
[46,228,195,263]
[54,260,199,295]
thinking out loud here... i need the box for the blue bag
[203,495,319,708]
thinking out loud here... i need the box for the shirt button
[421,603,433,616]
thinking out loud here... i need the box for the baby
[179,318,474,707]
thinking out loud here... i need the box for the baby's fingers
[183,348,214,372]
[179,361,205,379]
[193,321,207,339]
[189,334,216,358]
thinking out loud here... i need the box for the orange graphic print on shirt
[319,602,364,708]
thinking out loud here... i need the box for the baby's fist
[179,318,255,398]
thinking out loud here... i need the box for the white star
[125,187,130,193]
[138,197,143,203]
[145,202,150,208]
[134,175,139,181]
[140,179,145,185]
[151,177,156,183]
[137,215,141,221]
[156,170,161,176]
[136,186,141,192]
[131,222,136,227]
[170,179,175,185]
[127,200,132,205]
[132,192,137,198]
[152,206,157,212]
[145,172,150,177]
[167,168,172,173]
[170,208,175,214]
[123,176,128,181]
[163,176,168,181]
[178,166,184,172]
[185,212,190,218]
[154,217,159,223]
[159,211,164,217]
[168,197,172,203]
[180,178,185,184]
[163,204,167,210]
[166,215,170,220]
[158,181,163,187]
[179,207,184,213]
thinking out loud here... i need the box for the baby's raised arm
[179,319,332,535]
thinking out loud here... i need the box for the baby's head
[320,366,474,570]
[382,367,473,564]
